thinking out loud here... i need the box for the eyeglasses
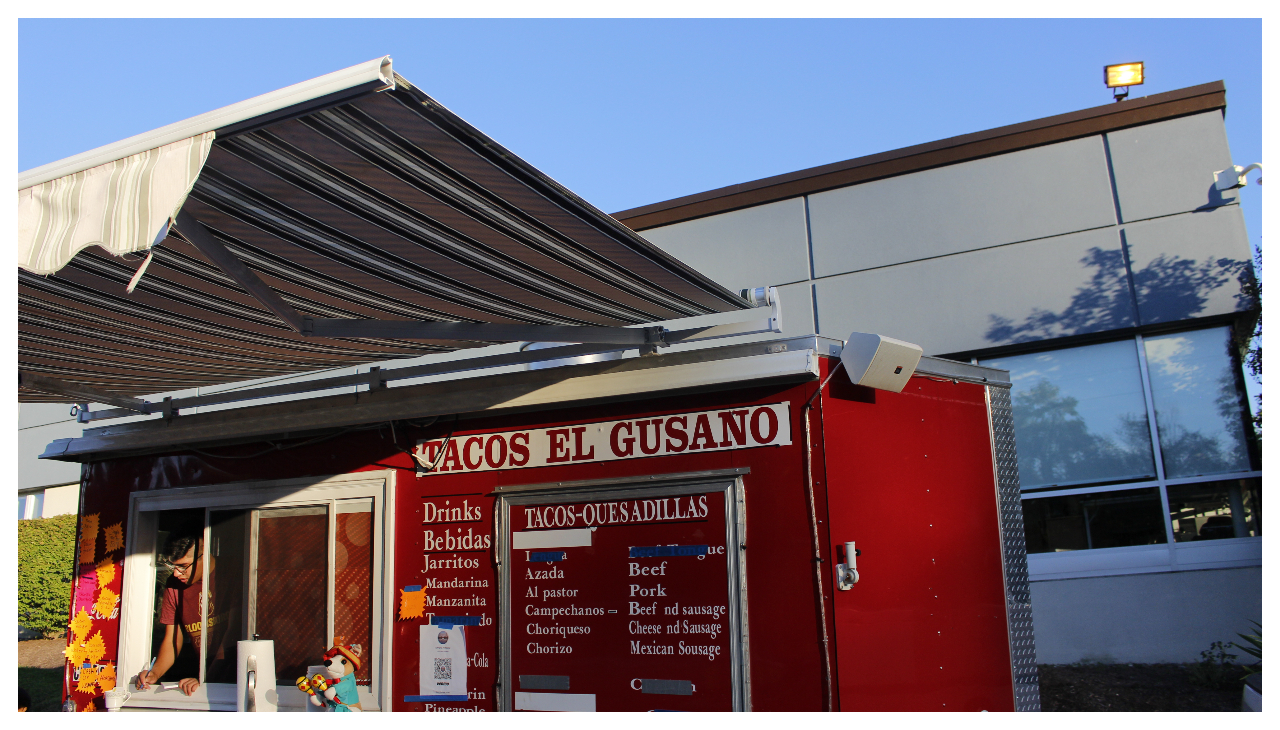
[164,560,196,576]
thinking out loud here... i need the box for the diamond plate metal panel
[987,384,1041,712]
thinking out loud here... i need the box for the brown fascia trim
[613,81,1226,231]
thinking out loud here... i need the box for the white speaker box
[840,332,924,393]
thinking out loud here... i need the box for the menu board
[404,494,496,711]
[508,489,737,711]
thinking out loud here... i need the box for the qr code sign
[434,658,452,681]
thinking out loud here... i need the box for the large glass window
[149,503,375,689]
[1144,328,1253,479]
[983,340,1156,489]
[983,327,1261,559]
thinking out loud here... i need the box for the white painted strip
[19,133,215,274]
[512,528,593,550]
[514,692,597,712]
[19,57,394,190]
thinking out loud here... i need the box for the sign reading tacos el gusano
[415,403,790,475]
[509,489,735,712]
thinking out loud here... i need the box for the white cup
[103,688,131,711]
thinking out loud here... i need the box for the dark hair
[18,687,31,709]
[162,525,202,564]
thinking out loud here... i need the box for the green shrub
[18,667,64,712]
[1186,641,1240,689]
[1232,620,1262,677]
[17,513,77,637]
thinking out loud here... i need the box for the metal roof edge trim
[613,81,1227,231]
[42,346,819,462]
[19,56,395,190]
[914,356,1010,388]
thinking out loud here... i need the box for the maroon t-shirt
[159,576,232,670]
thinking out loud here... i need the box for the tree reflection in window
[984,340,1155,488]
[1144,328,1253,479]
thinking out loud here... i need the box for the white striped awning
[18,132,214,275]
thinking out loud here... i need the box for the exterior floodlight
[1105,62,1144,102]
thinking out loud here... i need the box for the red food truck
[42,328,1038,712]
[20,57,1038,713]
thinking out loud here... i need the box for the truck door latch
[836,541,861,590]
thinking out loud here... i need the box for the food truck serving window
[498,475,749,711]
[116,472,393,711]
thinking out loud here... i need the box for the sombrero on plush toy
[323,642,362,673]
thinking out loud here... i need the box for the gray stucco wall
[811,227,1134,354]
[1030,567,1262,664]
[638,197,811,292]
[806,135,1117,276]
[1123,205,1253,326]
[638,111,1254,357]
[1107,111,1240,222]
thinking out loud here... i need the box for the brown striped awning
[18,68,747,403]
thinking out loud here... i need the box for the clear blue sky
[18,19,1261,233]
[14,18,1265,413]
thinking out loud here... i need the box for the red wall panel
[820,369,1014,711]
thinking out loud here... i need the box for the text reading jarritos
[415,402,791,476]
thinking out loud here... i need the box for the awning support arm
[303,318,662,345]
[18,371,151,414]
[174,210,308,333]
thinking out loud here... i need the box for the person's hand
[136,669,154,690]
[179,678,200,696]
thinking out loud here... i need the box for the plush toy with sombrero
[297,639,363,712]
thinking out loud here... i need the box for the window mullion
[199,509,211,685]
[247,510,260,639]
[1135,334,1177,551]
[327,500,336,647]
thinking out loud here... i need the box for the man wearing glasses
[135,527,235,696]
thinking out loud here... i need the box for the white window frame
[116,471,395,711]
[1024,471,1262,581]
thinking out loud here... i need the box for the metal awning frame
[36,343,1010,464]
[22,286,781,424]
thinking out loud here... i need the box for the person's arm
[137,623,180,689]
[162,625,204,696]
